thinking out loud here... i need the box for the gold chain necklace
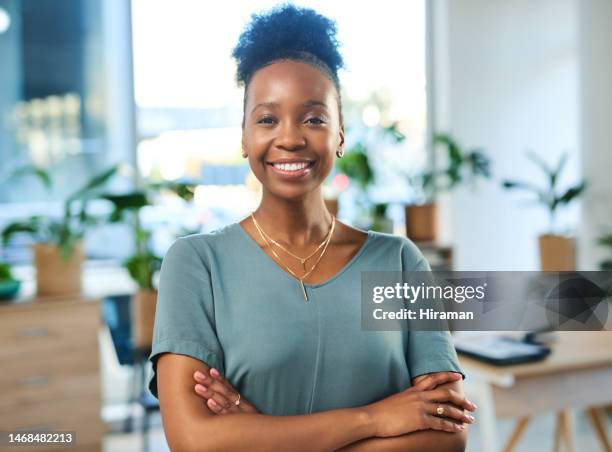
[250,214,331,270]
[250,214,336,301]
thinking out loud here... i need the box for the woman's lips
[266,161,315,179]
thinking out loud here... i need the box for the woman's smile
[266,159,316,180]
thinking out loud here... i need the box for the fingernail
[210,368,220,378]
[208,398,218,407]
[195,384,207,393]
[469,415,475,422]
[195,371,206,381]
[457,424,465,430]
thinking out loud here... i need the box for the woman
[150,5,476,451]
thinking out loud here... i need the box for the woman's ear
[241,135,247,158]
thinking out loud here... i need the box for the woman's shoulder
[164,223,243,263]
[363,229,427,270]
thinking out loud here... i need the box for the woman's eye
[305,117,325,125]
[257,116,276,124]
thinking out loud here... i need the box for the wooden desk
[459,332,612,452]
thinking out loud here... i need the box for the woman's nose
[275,121,306,150]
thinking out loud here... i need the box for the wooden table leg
[555,410,575,452]
[587,407,612,452]
[475,380,501,452]
[503,417,530,452]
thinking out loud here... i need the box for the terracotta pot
[33,242,84,297]
[538,234,576,271]
[405,203,437,242]
[132,289,158,348]
[324,198,339,217]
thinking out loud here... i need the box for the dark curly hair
[232,4,345,123]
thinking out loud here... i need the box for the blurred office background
[0,0,611,451]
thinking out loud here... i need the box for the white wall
[577,0,612,270]
[432,0,581,270]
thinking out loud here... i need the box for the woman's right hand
[364,381,477,437]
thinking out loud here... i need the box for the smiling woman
[150,4,474,452]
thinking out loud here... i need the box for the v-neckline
[234,222,373,289]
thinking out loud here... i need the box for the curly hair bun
[232,3,344,87]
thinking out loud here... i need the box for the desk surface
[459,331,612,386]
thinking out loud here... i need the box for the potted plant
[0,261,21,301]
[335,120,407,231]
[502,152,586,271]
[1,164,120,297]
[406,133,491,242]
[598,234,612,271]
[104,181,196,348]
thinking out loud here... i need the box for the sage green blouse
[149,222,463,415]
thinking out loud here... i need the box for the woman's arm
[158,355,473,451]
[336,429,466,452]
[336,380,469,452]
[159,353,375,451]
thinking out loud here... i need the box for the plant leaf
[557,182,586,205]
[67,164,120,203]
[9,165,53,189]
[1,218,42,245]
[526,150,552,176]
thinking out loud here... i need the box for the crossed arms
[156,354,475,451]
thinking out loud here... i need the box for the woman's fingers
[408,372,462,392]
[195,383,235,413]
[422,414,466,433]
[426,387,477,412]
[426,402,475,425]
[193,369,258,414]
[207,397,227,414]
[194,370,237,401]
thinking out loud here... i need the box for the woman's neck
[253,190,333,247]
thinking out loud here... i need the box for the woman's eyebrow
[251,101,279,114]
[302,100,329,110]
[251,100,329,114]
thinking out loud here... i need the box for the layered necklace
[250,213,336,302]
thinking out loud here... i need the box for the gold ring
[234,393,241,406]
[436,405,445,416]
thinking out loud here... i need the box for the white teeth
[272,162,310,171]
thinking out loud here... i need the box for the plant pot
[33,242,84,297]
[132,289,157,348]
[324,198,339,217]
[405,203,437,242]
[0,279,21,301]
[538,234,575,271]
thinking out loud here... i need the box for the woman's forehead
[246,60,336,109]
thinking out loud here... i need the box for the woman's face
[242,60,344,201]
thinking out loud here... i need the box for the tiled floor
[104,410,612,452]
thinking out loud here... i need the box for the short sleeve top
[149,222,463,415]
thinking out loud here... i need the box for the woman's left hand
[193,368,258,414]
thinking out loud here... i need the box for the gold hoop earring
[336,149,344,158]
[241,152,248,158]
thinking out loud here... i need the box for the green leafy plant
[103,181,196,290]
[502,152,586,233]
[598,234,612,270]
[370,203,391,232]
[1,164,121,259]
[0,262,15,282]
[409,133,491,203]
[335,143,374,190]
